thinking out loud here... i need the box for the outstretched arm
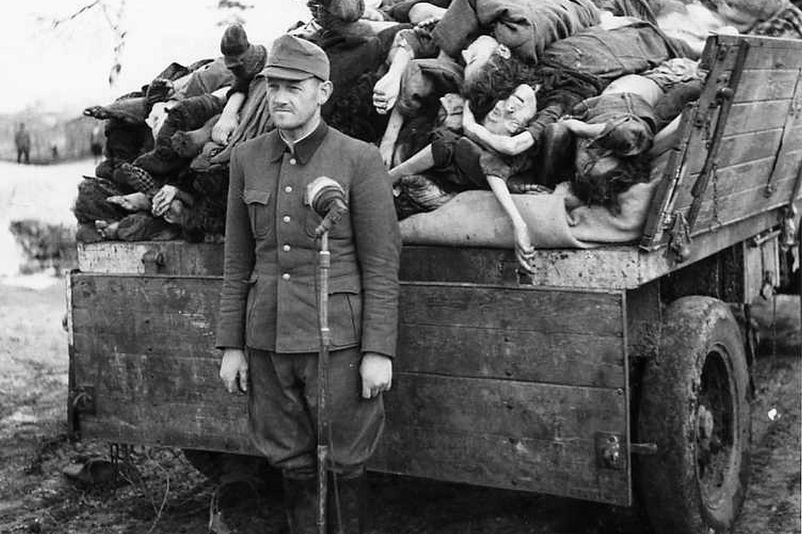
[487,174,535,272]
[560,118,606,138]
[379,107,405,168]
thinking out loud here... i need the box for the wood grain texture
[400,284,624,335]
[385,373,625,440]
[397,323,625,387]
[370,425,630,505]
[734,69,801,103]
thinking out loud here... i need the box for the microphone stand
[316,231,331,534]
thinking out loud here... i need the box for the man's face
[462,35,501,85]
[267,76,324,133]
[482,84,538,136]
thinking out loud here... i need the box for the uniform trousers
[247,346,385,479]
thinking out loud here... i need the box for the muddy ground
[0,281,799,534]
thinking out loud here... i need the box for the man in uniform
[216,34,401,534]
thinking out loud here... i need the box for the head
[463,45,540,129]
[221,23,267,79]
[266,35,333,137]
[592,115,654,157]
[572,143,651,211]
[462,35,504,86]
[481,84,538,136]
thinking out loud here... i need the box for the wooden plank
[672,152,801,209]
[398,324,625,388]
[703,35,802,72]
[78,241,224,276]
[385,374,625,440]
[371,426,630,505]
[724,99,792,134]
[400,284,624,336]
[79,402,254,455]
[686,128,784,175]
[690,174,800,233]
[734,69,801,103]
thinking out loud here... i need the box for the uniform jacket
[216,120,401,356]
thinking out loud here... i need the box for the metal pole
[316,231,331,534]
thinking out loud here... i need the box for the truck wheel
[636,296,750,534]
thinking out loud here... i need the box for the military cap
[265,34,330,82]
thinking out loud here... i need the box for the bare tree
[39,0,128,87]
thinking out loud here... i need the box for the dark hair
[462,53,539,123]
[593,118,654,156]
[570,149,652,213]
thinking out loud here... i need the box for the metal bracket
[70,385,96,416]
[141,249,165,274]
[668,212,692,263]
[595,433,625,470]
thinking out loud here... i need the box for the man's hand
[359,353,392,399]
[220,348,248,394]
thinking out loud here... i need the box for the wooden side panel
[640,35,802,250]
[70,274,630,505]
[376,283,630,505]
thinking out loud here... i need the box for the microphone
[305,176,349,237]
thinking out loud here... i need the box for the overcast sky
[0,0,311,116]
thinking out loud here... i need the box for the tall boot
[328,472,366,534]
[283,475,318,534]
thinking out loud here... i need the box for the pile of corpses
[74,0,802,244]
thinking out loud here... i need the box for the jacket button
[283,244,291,252]
[289,158,297,165]
[285,186,293,193]
[283,215,291,223]
[282,273,291,281]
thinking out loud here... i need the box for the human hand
[152,185,179,217]
[163,199,185,225]
[359,352,392,399]
[513,223,535,273]
[212,113,238,145]
[373,72,401,115]
[219,348,248,394]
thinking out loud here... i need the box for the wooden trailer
[66,34,802,534]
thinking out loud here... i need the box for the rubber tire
[636,296,751,534]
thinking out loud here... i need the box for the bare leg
[107,192,151,212]
[389,144,435,181]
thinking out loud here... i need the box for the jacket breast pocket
[242,189,273,240]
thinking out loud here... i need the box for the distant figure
[51,144,59,161]
[15,123,31,164]
[90,125,103,163]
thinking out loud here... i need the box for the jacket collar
[266,119,329,164]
